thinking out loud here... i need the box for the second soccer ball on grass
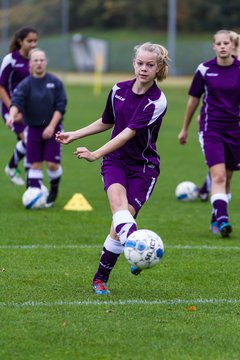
[22,185,49,209]
[175,181,198,202]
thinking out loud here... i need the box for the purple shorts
[199,129,240,170]
[101,158,160,216]
[12,122,26,136]
[26,124,62,164]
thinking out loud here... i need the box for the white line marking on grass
[0,244,100,249]
[0,298,240,308]
[0,244,240,251]
[168,245,240,251]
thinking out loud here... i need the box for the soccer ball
[175,181,198,201]
[22,185,49,209]
[124,229,164,270]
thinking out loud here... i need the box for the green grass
[0,83,240,360]
[67,28,213,42]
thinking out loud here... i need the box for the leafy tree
[0,0,239,35]
[68,0,240,32]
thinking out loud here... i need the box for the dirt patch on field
[54,71,191,87]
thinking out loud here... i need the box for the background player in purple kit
[178,30,240,238]
[7,49,67,207]
[198,30,240,202]
[0,26,38,186]
[56,42,169,295]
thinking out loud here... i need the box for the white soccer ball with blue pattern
[175,181,198,202]
[22,185,49,209]
[124,229,164,270]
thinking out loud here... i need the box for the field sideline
[1,244,240,309]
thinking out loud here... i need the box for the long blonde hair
[134,42,170,82]
[229,30,240,59]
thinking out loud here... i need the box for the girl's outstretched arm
[55,118,113,145]
[74,127,136,162]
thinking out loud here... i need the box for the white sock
[104,235,124,254]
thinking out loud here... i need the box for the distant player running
[198,30,240,202]
[178,30,240,238]
[0,26,38,185]
[56,42,169,294]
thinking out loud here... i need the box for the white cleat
[5,165,25,186]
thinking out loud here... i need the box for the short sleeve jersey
[102,79,167,167]
[0,50,30,118]
[11,72,67,127]
[189,57,240,131]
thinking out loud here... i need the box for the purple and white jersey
[189,57,240,132]
[102,79,167,167]
[0,50,30,119]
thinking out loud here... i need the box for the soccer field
[0,82,240,360]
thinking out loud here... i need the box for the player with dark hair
[7,49,67,207]
[56,42,169,294]
[178,30,240,238]
[0,26,38,185]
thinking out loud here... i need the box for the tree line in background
[0,0,239,37]
[69,0,239,33]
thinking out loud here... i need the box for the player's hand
[14,112,23,123]
[6,117,13,129]
[6,112,23,128]
[55,131,73,144]
[42,125,54,140]
[74,147,98,162]
[178,129,188,145]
